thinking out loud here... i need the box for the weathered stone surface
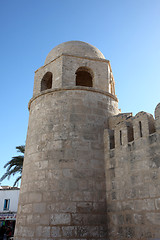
[15,41,119,239]
[105,109,160,239]
[15,40,160,240]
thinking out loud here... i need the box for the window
[3,199,10,210]
[76,67,93,87]
[41,72,52,91]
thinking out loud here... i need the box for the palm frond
[16,145,25,154]
[0,145,25,186]
[13,176,22,187]
[4,156,24,169]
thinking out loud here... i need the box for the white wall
[0,190,19,212]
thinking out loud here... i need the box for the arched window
[75,67,93,87]
[41,72,52,91]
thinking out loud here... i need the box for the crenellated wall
[104,103,160,240]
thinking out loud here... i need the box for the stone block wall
[61,55,110,91]
[33,53,115,97]
[14,88,119,240]
[104,104,160,240]
[33,56,63,95]
[14,40,160,239]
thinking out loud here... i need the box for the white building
[0,186,19,237]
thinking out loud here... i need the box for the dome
[44,41,105,65]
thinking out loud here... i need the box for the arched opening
[76,67,93,87]
[41,72,52,91]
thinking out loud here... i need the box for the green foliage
[0,145,25,187]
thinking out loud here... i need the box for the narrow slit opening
[109,130,115,149]
[139,121,143,137]
[127,125,134,142]
[120,130,122,145]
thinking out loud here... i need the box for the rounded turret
[14,41,119,240]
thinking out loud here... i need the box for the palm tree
[0,145,25,187]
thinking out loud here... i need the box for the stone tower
[14,41,119,239]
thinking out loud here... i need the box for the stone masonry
[14,41,119,240]
[104,105,160,239]
[14,41,160,240]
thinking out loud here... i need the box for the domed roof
[44,41,105,65]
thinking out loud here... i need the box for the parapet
[104,104,160,151]
[155,103,160,131]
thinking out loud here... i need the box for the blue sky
[0,0,160,186]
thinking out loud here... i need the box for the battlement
[104,103,160,239]
[104,103,160,151]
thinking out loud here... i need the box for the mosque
[14,41,160,240]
